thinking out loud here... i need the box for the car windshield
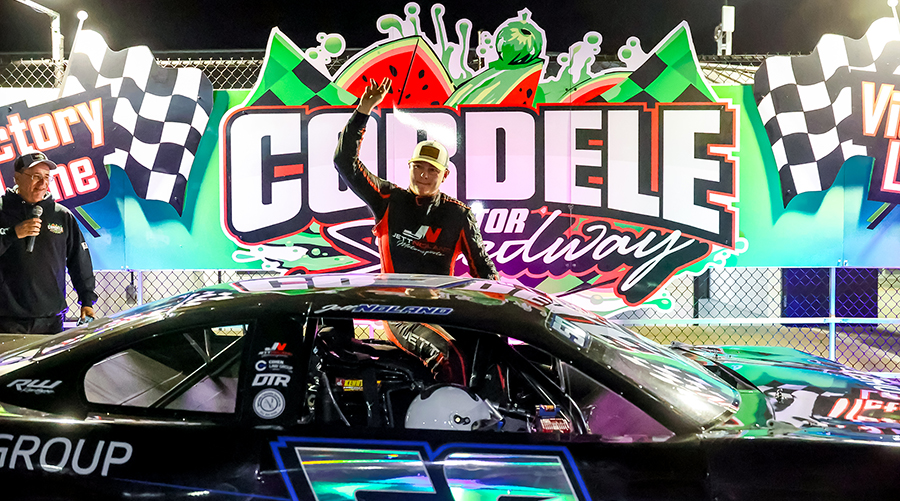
[547,313,740,429]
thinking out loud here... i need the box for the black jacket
[0,189,97,318]
[334,111,498,279]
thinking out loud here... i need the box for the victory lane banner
[0,29,214,222]
[0,90,113,216]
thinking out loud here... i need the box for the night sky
[1,0,896,57]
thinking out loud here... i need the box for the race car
[0,273,898,500]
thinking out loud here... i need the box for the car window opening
[304,316,674,441]
[83,324,248,414]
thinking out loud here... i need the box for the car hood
[688,345,900,443]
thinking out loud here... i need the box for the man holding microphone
[0,151,96,334]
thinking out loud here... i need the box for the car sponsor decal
[335,378,364,391]
[548,315,591,349]
[252,373,291,387]
[266,359,293,373]
[0,435,132,476]
[270,437,590,501]
[253,389,286,419]
[315,304,453,315]
[258,342,292,358]
[255,360,268,371]
[6,379,62,395]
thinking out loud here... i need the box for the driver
[334,77,499,382]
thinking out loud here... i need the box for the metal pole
[829,267,836,360]
[137,270,145,306]
[50,14,63,85]
[16,1,64,84]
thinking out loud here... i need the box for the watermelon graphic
[444,61,543,107]
[557,72,630,104]
[334,36,455,107]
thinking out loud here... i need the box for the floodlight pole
[890,0,900,30]
[16,0,64,85]
[715,4,735,56]
[17,0,64,61]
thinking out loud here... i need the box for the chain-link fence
[611,268,900,373]
[0,51,766,90]
[63,267,900,373]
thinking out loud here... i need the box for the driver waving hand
[334,78,499,382]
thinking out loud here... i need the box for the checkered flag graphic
[603,23,716,105]
[753,18,900,207]
[245,28,356,108]
[60,30,213,215]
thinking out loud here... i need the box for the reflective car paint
[0,274,897,500]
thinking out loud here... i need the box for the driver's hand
[358,78,391,115]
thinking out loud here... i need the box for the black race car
[0,273,898,500]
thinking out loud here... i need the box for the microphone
[25,205,43,253]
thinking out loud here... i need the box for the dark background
[1,0,896,56]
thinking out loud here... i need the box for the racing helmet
[405,384,501,431]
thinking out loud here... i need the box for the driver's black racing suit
[334,110,498,384]
[333,110,497,279]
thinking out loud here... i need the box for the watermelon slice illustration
[334,36,455,108]
[557,72,630,104]
[444,61,543,107]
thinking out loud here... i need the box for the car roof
[209,273,577,331]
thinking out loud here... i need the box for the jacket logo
[425,227,441,242]
[48,223,63,234]
[402,225,441,243]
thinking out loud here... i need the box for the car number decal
[270,437,590,501]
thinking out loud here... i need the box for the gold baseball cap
[409,140,449,171]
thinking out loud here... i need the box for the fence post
[829,267,836,360]
[137,270,144,306]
